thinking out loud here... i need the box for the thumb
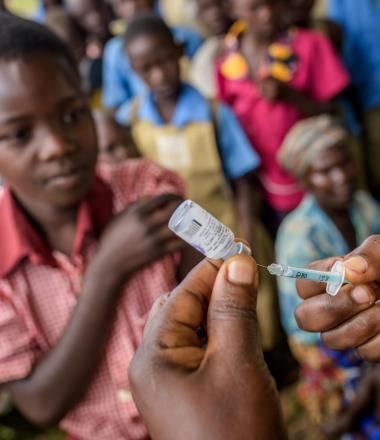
[207,255,260,360]
[344,235,380,284]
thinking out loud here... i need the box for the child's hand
[296,235,380,363]
[258,77,289,102]
[93,194,183,286]
[129,256,287,440]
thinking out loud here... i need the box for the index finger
[296,257,341,299]
[139,193,183,215]
[145,258,223,346]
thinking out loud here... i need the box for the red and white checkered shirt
[0,159,185,440]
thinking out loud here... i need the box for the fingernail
[345,256,368,274]
[227,260,254,285]
[351,287,371,305]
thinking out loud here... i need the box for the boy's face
[231,0,286,40]
[197,0,231,36]
[95,113,137,164]
[0,54,98,211]
[304,143,357,211]
[108,0,154,22]
[66,0,110,41]
[127,34,182,101]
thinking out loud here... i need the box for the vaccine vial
[169,200,251,260]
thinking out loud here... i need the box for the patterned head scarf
[278,115,348,178]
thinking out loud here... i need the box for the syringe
[168,200,346,296]
[259,261,346,296]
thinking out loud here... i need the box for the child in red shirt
[216,0,349,234]
[0,13,198,440]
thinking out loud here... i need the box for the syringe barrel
[285,266,343,283]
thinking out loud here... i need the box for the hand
[323,365,380,438]
[296,235,380,362]
[129,256,286,440]
[92,193,183,287]
[257,77,289,102]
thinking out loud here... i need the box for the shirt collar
[0,176,114,277]
[138,83,212,127]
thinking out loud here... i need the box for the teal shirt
[276,191,380,344]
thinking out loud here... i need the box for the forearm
[233,176,258,254]
[6,260,123,426]
[283,86,335,117]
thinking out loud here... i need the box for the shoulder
[294,28,333,51]
[276,198,318,254]
[172,25,203,42]
[179,83,210,112]
[104,36,124,57]
[97,159,186,206]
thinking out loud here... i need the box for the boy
[94,110,139,164]
[103,0,203,122]
[0,12,198,440]
[123,16,288,363]
[124,13,260,245]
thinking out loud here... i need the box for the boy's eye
[0,126,32,145]
[62,106,89,125]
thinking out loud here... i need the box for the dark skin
[230,0,337,116]
[0,52,200,426]
[288,0,315,28]
[301,143,358,250]
[45,8,87,64]
[197,0,232,37]
[129,256,287,440]
[65,0,111,48]
[127,33,259,250]
[107,0,154,21]
[93,110,139,164]
[295,238,380,437]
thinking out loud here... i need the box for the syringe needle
[256,264,267,269]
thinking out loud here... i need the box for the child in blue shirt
[103,0,203,121]
[124,13,262,254]
[123,15,286,368]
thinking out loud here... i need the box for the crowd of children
[1,0,380,439]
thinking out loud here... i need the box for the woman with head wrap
[276,115,380,436]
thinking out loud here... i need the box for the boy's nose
[38,128,76,161]
[150,65,166,86]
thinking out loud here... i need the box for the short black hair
[0,11,78,72]
[123,13,175,48]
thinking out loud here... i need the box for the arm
[258,77,339,117]
[231,173,260,256]
[4,195,183,427]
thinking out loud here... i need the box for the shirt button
[117,389,133,403]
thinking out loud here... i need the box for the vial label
[169,201,235,259]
